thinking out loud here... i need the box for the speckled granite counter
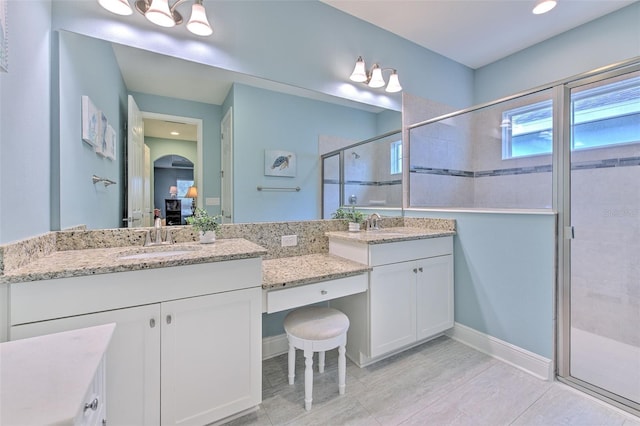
[262,253,370,289]
[325,227,455,244]
[1,239,267,284]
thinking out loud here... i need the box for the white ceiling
[322,0,637,69]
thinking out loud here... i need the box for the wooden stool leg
[318,351,325,373]
[288,343,295,385]
[304,349,314,411]
[338,344,346,395]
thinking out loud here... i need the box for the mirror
[56,30,401,230]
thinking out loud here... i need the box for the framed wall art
[81,96,100,146]
[264,150,296,177]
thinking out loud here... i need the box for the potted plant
[186,208,222,243]
[332,206,366,232]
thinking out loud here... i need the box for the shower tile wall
[406,91,554,209]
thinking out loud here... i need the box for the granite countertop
[325,226,455,244]
[262,253,370,290]
[1,323,115,425]
[1,239,267,284]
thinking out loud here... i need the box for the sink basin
[118,245,202,260]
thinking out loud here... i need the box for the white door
[143,145,152,227]
[127,95,145,227]
[220,108,234,224]
[369,262,416,358]
[416,255,454,341]
[11,304,162,426]
[160,288,261,426]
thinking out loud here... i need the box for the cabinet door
[161,287,262,426]
[369,262,416,358]
[416,255,454,341]
[10,304,161,426]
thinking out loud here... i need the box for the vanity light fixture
[532,0,557,14]
[349,56,402,93]
[97,0,213,36]
[185,185,198,214]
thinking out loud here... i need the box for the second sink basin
[118,245,202,260]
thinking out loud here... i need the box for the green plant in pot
[186,208,222,243]
[332,206,366,231]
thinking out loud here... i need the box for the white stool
[283,306,350,411]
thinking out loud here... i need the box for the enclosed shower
[406,61,639,415]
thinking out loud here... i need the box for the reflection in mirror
[56,30,401,230]
[322,131,403,218]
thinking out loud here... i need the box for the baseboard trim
[445,322,553,381]
[262,333,289,360]
[262,324,554,381]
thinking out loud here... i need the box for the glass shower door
[568,69,640,412]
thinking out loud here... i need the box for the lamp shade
[385,70,402,93]
[368,65,385,88]
[98,0,133,15]
[145,0,175,27]
[349,57,368,83]
[187,1,213,36]
[186,186,198,198]
[532,0,557,14]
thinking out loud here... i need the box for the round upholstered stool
[283,306,350,411]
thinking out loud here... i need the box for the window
[390,140,402,174]
[502,76,640,159]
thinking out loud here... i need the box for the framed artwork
[103,123,116,160]
[81,96,100,146]
[0,0,6,73]
[264,150,296,177]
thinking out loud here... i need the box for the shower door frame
[556,61,640,416]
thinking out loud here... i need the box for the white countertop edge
[1,323,116,426]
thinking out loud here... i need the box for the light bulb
[532,0,557,15]
[98,0,133,15]
[145,0,175,27]
[385,70,402,93]
[368,65,385,88]
[349,57,368,83]
[187,1,213,36]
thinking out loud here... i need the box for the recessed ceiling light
[533,0,557,15]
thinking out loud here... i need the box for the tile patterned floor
[224,336,640,426]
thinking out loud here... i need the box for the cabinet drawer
[265,274,367,313]
[369,236,452,266]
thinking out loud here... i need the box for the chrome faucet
[145,218,173,246]
[366,213,381,230]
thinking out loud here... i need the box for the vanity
[326,228,455,366]
[0,218,455,425]
[3,239,266,426]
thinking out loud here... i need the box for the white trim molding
[446,322,554,381]
[262,333,289,360]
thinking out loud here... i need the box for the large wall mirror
[55,30,401,231]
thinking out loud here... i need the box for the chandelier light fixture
[349,56,402,93]
[97,0,213,36]
[532,0,557,15]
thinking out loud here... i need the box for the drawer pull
[413,268,418,273]
[166,315,172,325]
[418,267,423,272]
[149,318,156,328]
[321,290,328,295]
[84,397,99,412]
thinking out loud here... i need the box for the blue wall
[56,31,127,230]
[474,2,640,103]
[231,83,385,223]
[406,210,557,358]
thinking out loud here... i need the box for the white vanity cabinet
[9,258,262,426]
[329,236,453,366]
